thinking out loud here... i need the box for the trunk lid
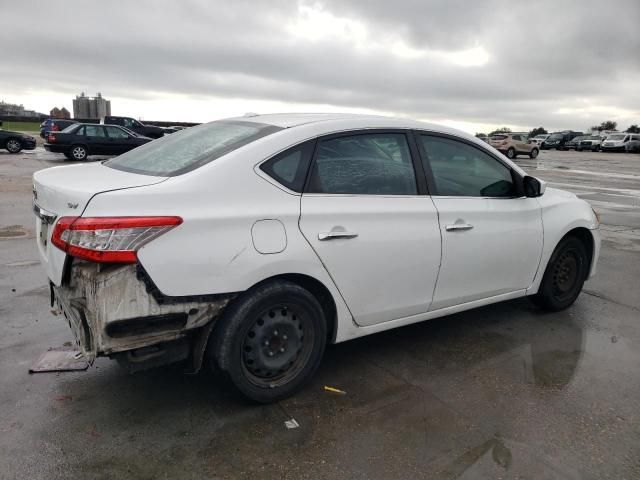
[33,162,166,285]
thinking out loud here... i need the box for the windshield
[548,133,564,140]
[534,135,547,139]
[607,134,625,141]
[105,120,282,176]
[490,135,508,140]
[588,136,601,140]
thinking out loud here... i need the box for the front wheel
[6,138,22,154]
[209,280,327,403]
[531,236,589,311]
[506,147,516,159]
[529,148,539,159]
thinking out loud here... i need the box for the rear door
[82,125,109,154]
[104,125,133,155]
[417,133,543,310]
[299,131,442,326]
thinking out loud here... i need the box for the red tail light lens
[51,216,183,263]
[48,134,56,143]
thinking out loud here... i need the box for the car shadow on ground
[35,297,589,478]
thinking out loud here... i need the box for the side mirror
[523,176,546,197]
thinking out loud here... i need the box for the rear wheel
[532,236,588,311]
[6,138,22,154]
[209,280,327,403]
[506,147,516,159]
[70,145,88,161]
[529,148,539,159]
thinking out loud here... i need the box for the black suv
[543,131,584,150]
[103,116,164,139]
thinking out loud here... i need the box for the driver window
[420,135,516,197]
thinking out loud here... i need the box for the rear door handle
[445,223,474,232]
[318,231,359,241]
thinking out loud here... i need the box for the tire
[506,147,516,159]
[529,148,539,159]
[209,280,327,403]
[5,138,22,154]
[531,236,589,311]
[70,144,88,161]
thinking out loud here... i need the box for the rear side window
[105,120,283,176]
[86,125,105,137]
[306,133,417,195]
[260,141,314,193]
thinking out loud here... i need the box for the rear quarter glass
[105,120,282,177]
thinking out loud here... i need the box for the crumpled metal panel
[53,262,229,361]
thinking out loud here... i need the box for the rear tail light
[51,216,182,263]
[48,134,56,143]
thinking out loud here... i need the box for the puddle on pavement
[5,259,40,267]
[0,225,28,239]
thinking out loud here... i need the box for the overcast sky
[1,0,638,133]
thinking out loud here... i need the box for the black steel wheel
[241,303,314,388]
[209,279,327,403]
[532,236,588,311]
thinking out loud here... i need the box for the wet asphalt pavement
[1,148,639,479]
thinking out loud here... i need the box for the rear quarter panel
[82,143,354,336]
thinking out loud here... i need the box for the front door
[299,131,442,326]
[417,133,543,310]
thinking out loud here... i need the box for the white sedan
[33,113,600,402]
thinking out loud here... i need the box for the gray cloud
[1,0,638,131]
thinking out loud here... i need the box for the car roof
[229,112,458,133]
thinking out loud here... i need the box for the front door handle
[445,223,474,232]
[318,231,359,241]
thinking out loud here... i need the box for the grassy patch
[1,121,41,132]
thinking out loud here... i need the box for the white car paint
[33,113,600,353]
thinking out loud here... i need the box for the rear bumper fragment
[52,262,231,363]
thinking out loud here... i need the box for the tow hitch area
[52,262,231,371]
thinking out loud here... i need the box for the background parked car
[40,118,78,138]
[489,133,539,159]
[625,138,640,153]
[566,135,590,150]
[578,136,603,152]
[102,116,165,138]
[44,123,152,160]
[543,131,583,150]
[0,128,37,153]
[530,134,550,148]
[601,133,640,152]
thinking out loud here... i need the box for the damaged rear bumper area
[52,262,232,372]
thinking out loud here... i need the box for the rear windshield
[105,120,282,176]
[490,135,508,140]
[61,124,80,133]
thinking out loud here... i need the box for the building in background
[72,92,111,119]
[0,100,44,117]
[50,107,71,119]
